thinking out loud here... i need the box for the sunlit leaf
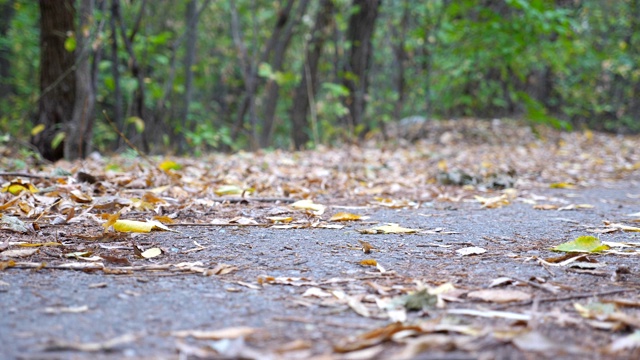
[266,216,293,223]
[214,185,243,196]
[290,199,326,215]
[358,223,419,234]
[552,235,610,253]
[456,246,487,256]
[360,259,377,266]
[467,289,532,303]
[140,247,162,259]
[112,219,171,233]
[329,212,362,221]
[1,180,38,195]
[550,182,575,189]
[159,160,182,171]
[31,124,45,136]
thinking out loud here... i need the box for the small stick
[494,288,637,310]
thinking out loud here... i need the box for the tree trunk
[110,0,124,150]
[179,0,198,153]
[290,0,334,149]
[341,0,381,135]
[0,0,15,113]
[34,0,76,161]
[65,0,96,160]
[258,0,310,148]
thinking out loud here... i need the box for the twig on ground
[494,288,638,310]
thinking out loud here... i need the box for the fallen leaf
[140,247,162,259]
[0,215,30,233]
[550,182,575,189]
[112,219,172,233]
[552,235,609,253]
[330,212,362,221]
[172,327,256,340]
[358,223,419,234]
[456,246,487,256]
[533,204,558,210]
[0,248,38,259]
[44,305,89,314]
[360,259,378,267]
[290,199,326,215]
[44,333,139,352]
[467,289,531,303]
[608,330,640,353]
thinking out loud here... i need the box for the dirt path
[2,179,640,359]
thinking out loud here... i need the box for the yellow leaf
[1,180,38,195]
[290,199,326,215]
[140,247,162,259]
[475,194,510,208]
[152,215,175,224]
[437,159,448,171]
[112,219,171,233]
[159,160,182,171]
[330,212,362,222]
[266,216,293,223]
[102,212,121,230]
[31,124,45,136]
[360,259,377,266]
[550,182,575,189]
[18,242,61,247]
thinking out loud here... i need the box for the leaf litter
[2,119,640,358]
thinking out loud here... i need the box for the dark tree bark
[0,0,15,111]
[341,0,381,135]
[290,0,334,149]
[259,0,310,148]
[33,0,76,161]
[65,0,96,160]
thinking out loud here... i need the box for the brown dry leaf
[69,190,92,203]
[172,327,256,340]
[334,322,423,353]
[152,215,175,224]
[475,194,510,208]
[358,240,375,254]
[360,259,378,267]
[330,212,362,221]
[204,263,237,276]
[467,289,532,303]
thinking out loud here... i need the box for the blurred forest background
[1,0,639,161]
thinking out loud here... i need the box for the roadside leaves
[552,235,610,253]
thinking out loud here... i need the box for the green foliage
[2,0,640,155]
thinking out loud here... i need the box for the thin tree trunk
[259,0,310,148]
[341,0,381,137]
[66,0,96,160]
[34,0,76,161]
[114,0,148,151]
[179,0,198,153]
[110,0,124,149]
[0,0,15,116]
[290,0,334,149]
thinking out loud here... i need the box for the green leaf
[64,35,76,52]
[552,236,610,253]
[51,131,65,149]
